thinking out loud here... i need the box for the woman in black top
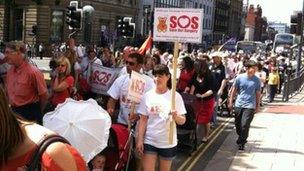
[187,59,216,143]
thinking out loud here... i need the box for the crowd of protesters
[0,38,292,171]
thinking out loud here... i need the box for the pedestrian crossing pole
[169,41,179,144]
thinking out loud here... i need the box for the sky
[247,0,303,24]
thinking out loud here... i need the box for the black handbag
[25,134,70,171]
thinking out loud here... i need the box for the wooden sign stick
[169,41,179,144]
[128,101,136,131]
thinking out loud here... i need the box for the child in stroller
[89,153,106,171]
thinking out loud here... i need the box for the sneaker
[201,137,208,143]
[236,139,247,145]
[238,144,244,150]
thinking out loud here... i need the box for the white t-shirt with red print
[137,89,186,148]
[107,74,155,125]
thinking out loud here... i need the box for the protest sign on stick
[127,71,146,130]
[153,8,203,144]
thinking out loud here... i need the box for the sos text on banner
[127,71,146,103]
[90,63,122,95]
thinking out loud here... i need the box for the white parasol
[43,98,112,163]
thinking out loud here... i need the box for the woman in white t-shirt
[136,64,186,171]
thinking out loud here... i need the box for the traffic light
[117,17,127,37]
[291,14,297,34]
[66,5,82,29]
[125,23,135,38]
[290,13,302,35]
[297,12,303,35]
[32,25,37,36]
[116,17,135,38]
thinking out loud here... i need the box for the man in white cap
[210,51,227,125]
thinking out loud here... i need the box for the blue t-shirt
[233,73,261,109]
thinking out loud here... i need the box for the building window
[14,8,24,41]
[205,19,207,29]
[50,10,64,43]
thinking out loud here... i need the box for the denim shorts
[144,144,177,160]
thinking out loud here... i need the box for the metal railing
[281,41,304,101]
[282,66,304,101]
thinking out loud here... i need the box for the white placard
[127,71,146,103]
[90,63,122,95]
[153,8,203,43]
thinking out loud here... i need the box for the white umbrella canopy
[43,98,112,163]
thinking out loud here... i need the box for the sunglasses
[4,50,15,54]
[57,64,66,67]
[126,61,136,66]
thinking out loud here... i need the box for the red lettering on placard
[91,70,112,85]
[177,15,191,28]
[169,15,199,30]
[131,79,146,94]
[91,70,100,84]
[191,16,199,29]
[169,16,177,28]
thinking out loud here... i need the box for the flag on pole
[138,34,153,55]
[218,37,237,52]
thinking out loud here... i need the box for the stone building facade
[228,0,242,40]
[0,0,139,55]
[213,0,230,44]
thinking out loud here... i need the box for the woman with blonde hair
[65,45,82,94]
[50,57,74,107]
[0,86,86,170]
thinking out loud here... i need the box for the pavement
[31,57,51,72]
[31,58,52,82]
[203,90,304,171]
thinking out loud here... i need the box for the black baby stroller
[177,93,197,155]
[217,81,233,117]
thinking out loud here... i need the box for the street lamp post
[297,0,304,77]
[83,4,95,44]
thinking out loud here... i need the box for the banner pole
[169,41,179,144]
